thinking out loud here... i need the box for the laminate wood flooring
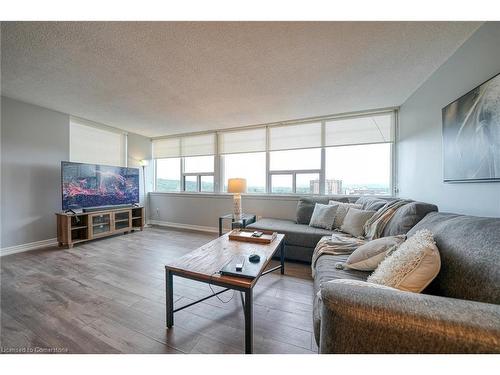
[0,227,317,354]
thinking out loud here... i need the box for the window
[153,110,395,196]
[269,148,321,171]
[222,152,266,193]
[296,173,321,194]
[153,134,216,193]
[269,148,321,194]
[184,175,198,192]
[219,128,267,193]
[325,143,391,195]
[183,155,215,193]
[271,174,293,194]
[324,113,394,195]
[70,118,126,166]
[184,155,214,173]
[156,158,181,192]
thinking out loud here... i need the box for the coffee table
[165,232,285,354]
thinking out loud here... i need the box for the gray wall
[1,97,70,248]
[149,193,299,231]
[127,132,153,207]
[1,96,152,249]
[398,22,500,217]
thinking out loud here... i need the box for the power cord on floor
[209,271,235,304]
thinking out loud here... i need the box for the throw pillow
[329,202,362,229]
[296,197,344,224]
[367,229,441,293]
[309,203,338,230]
[345,235,406,271]
[340,208,376,238]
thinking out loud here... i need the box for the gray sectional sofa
[247,195,437,263]
[248,196,500,353]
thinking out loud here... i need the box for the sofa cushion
[382,201,438,237]
[355,196,393,211]
[309,203,338,230]
[312,253,371,345]
[368,229,441,293]
[247,218,334,248]
[407,212,500,305]
[296,196,349,224]
[345,235,406,271]
[340,208,376,237]
[332,202,362,229]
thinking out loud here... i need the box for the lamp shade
[227,178,247,194]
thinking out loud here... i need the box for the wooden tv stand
[56,206,145,248]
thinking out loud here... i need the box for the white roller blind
[269,122,322,151]
[153,133,216,158]
[325,113,393,147]
[181,133,216,157]
[153,137,181,158]
[219,127,266,154]
[70,119,126,166]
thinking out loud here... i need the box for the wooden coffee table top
[165,232,285,289]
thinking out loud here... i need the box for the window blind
[70,119,126,166]
[218,127,266,154]
[325,113,393,147]
[269,122,322,151]
[181,133,216,157]
[152,137,181,158]
[153,133,216,158]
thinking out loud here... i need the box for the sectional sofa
[248,196,500,353]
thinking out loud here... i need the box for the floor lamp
[140,159,150,227]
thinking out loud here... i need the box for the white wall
[398,22,500,217]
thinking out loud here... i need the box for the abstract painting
[442,73,500,182]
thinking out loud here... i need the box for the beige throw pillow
[367,229,441,293]
[340,208,376,238]
[329,201,362,229]
[345,235,406,271]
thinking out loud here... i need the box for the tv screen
[61,161,140,210]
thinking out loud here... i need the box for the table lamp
[227,178,247,220]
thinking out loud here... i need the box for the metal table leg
[166,269,174,328]
[280,240,285,275]
[244,288,253,354]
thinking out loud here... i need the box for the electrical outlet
[156,208,160,218]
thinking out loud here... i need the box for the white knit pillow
[367,229,441,293]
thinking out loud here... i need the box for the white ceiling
[1,22,481,137]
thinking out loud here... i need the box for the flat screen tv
[61,161,140,210]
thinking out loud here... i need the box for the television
[61,161,140,211]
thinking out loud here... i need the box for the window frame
[153,109,397,196]
[181,156,215,193]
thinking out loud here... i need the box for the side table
[218,213,256,236]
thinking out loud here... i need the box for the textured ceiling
[1,21,481,137]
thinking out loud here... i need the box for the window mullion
[180,157,185,192]
[265,125,270,194]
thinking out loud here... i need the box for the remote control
[235,256,245,271]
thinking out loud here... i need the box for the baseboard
[149,220,221,234]
[1,238,58,257]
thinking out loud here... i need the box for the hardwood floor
[0,227,317,354]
